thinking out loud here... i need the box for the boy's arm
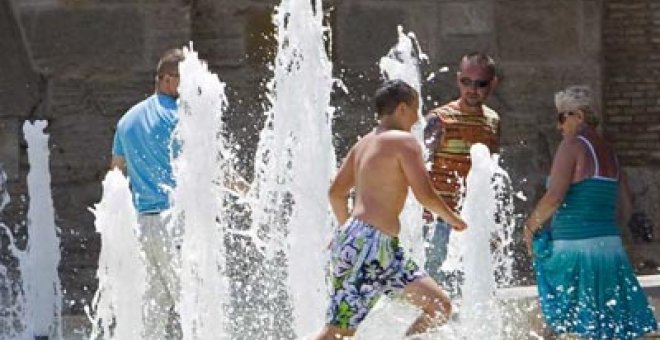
[398,136,466,230]
[328,147,356,226]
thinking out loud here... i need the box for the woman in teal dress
[523,85,657,339]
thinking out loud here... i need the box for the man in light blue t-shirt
[111,48,183,339]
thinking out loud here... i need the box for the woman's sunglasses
[557,111,575,124]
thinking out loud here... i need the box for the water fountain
[82,11,521,340]
[87,169,146,339]
[22,121,63,339]
[0,0,532,339]
[447,143,504,338]
[248,0,335,338]
[173,45,232,339]
[0,121,64,339]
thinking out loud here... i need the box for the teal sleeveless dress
[532,136,657,339]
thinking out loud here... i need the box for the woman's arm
[523,138,579,252]
[617,171,633,227]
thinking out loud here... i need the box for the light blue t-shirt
[112,93,178,213]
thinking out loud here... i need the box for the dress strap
[576,135,599,177]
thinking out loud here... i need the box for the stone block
[19,6,145,75]
[0,119,21,181]
[495,0,581,62]
[142,3,191,66]
[439,0,493,35]
[495,62,601,119]
[0,0,42,118]
[13,0,60,10]
[334,3,404,66]
[432,34,497,67]
[403,3,441,60]
[47,74,152,120]
[579,0,603,59]
[191,4,247,67]
[47,114,117,185]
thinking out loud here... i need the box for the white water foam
[447,143,503,338]
[173,45,232,339]
[0,167,28,339]
[87,169,146,339]
[21,120,62,339]
[248,0,336,337]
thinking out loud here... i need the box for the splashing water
[22,120,62,339]
[379,25,428,266]
[0,167,8,212]
[432,143,517,338]
[248,0,336,337]
[0,167,27,338]
[172,45,231,339]
[87,169,146,339]
[447,143,503,338]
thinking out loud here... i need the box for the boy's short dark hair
[374,80,418,117]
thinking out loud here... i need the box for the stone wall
[0,0,658,322]
[603,0,660,272]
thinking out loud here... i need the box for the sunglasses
[557,111,574,124]
[459,77,491,89]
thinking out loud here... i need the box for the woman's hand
[523,225,535,256]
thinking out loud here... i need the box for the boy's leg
[401,276,452,336]
[315,325,355,340]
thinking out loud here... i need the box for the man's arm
[423,111,443,163]
[398,135,466,230]
[110,155,126,173]
[328,147,356,225]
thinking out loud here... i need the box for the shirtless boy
[316,80,467,339]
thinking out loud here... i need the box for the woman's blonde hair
[554,85,600,127]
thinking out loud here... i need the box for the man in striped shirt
[423,52,500,289]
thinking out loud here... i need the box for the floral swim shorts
[325,218,427,329]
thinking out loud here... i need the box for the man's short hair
[374,80,418,117]
[156,48,185,78]
[460,52,496,78]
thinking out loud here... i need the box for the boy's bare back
[331,128,464,237]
